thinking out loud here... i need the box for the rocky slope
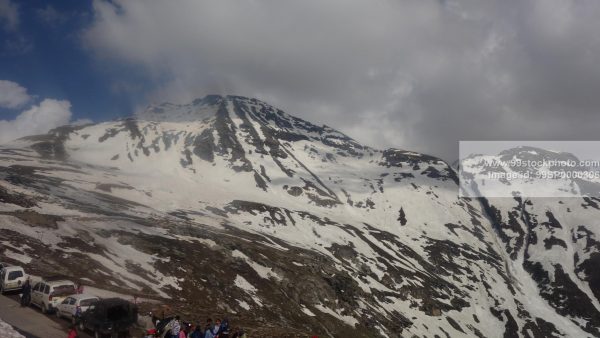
[462,147,600,337]
[0,95,598,337]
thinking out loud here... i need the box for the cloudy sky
[1,0,599,160]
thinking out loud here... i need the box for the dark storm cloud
[84,0,600,161]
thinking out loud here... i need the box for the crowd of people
[146,315,248,338]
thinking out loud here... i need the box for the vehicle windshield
[52,284,75,295]
[7,271,23,280]
[80,298,98,307]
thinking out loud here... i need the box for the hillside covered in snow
[0,95,599,337]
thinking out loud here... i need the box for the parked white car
[30,279,76,314]
[0,266,27,294]
[56,294,99,323]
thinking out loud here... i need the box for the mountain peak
[137,95,279,122]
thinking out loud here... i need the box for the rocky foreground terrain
[0,95,599,337]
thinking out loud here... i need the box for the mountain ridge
[0,95,598,337]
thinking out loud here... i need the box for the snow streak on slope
[0,95,597,337]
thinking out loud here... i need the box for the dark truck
[78,298,138,338]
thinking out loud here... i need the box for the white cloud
[0,80,31,108]
[84,0,600,160]
[0,0,18,30]
[0,81,88,144]
[0,99,72,144]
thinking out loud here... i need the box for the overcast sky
[1,0,600,161]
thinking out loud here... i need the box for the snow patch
[237,300,251,310]
[2,249,31,264]
[232,250,283,281]
[314,304,358,327]
[301,306,316,317]
[234,275,257,293]
[0,318,25,338]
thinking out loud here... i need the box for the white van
[0,266,27,294]
[30,279,76,314]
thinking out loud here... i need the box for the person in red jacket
[67,325,79,338]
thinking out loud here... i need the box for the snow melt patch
[301,306,316,317]
[0,318,25,338]
[237,300,251,310]
[78,224,182,297]
[2,248,31,264]
[234,275,263,307]
[176,235,217,247]
[234,275,257,293]
[314,304,358,327]
[232,250,283,281]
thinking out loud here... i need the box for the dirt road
[0,291,92,338]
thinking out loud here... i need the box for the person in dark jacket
[20,278,31,307]
[190,324,203,338]
[219,317,230,338]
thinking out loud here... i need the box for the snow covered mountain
[462,147,600,337]
[460,146,600,198]
[0,95,598,337]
